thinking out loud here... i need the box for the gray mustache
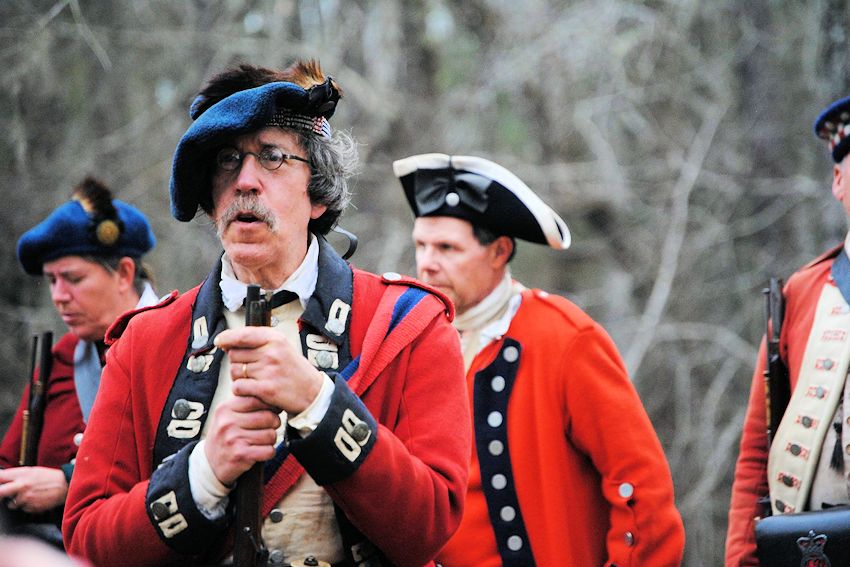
[217,194,277,235]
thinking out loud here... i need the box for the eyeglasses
[216,146,311,172]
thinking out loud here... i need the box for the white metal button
[268,549,284,564]
[316,351,334,368]
[491,376,506,392]
[488,440,504,456]
[491,474,507,490]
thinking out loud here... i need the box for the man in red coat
[393,154,685,566]
[63,61,470,567]
[726,96,850,565]
[0,177,157,546]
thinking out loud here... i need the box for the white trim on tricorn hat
[393,153,570,250]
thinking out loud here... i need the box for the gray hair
[299,128,359,235]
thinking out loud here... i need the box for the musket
[19,331,53,466]
[763,278,790,449]
[233,285,269,567]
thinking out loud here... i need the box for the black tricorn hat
[393,153,570,249]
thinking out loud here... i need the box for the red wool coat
[0,332,84,472]
[437,289,685,567]
[63,266,470,567]
[726,246,840,566]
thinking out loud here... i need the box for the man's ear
[833,161,846,201]
[310,202,328,219]
[491,236,514,267]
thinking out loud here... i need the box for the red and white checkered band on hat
[267,110,332,139]
[827,122,850,151]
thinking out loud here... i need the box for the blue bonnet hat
[17,177,156,275]
[393,153,570,250]
[169,61,341,222]
[814,94,850,163]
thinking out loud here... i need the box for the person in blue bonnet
[0,176,157,547]
[63,61,470,567]
[727,94,850,565]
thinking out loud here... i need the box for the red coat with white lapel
[726,246,841,566]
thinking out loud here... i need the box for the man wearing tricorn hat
[0,177,157,546]
[393,154,684,566]
[63,61,470,567]
[727,96,850,565]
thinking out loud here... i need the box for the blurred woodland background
[2,1,850,564]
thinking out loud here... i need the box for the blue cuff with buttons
[287,374,378,485]
[145,441,229,554]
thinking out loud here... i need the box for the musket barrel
[763,278,790,449]
[20,332,52,466]
[233,284,269,567]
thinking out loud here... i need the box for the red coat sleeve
[324,314,470,566]
[725,340,770,567]
[63,319,183,566]
[564,325,685,566]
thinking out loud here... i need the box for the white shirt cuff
[287,372,335,437]
[188,440,233,519]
